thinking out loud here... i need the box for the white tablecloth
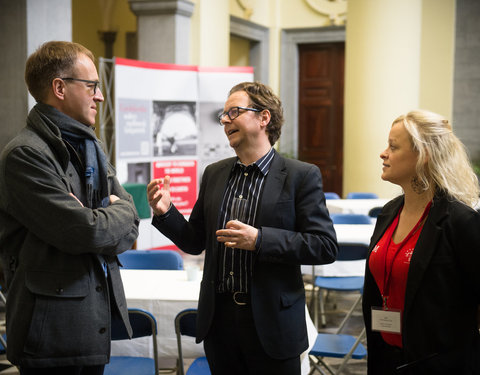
[112,269,317,374]
[111,270,202,369]
[326,198,390,215]
[301,224,375,277]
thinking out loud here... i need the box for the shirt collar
[233,148,275,176]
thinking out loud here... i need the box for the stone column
[128,0,195,64]
[98,31,118,59]
[0,0,71,151]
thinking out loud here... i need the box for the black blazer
[363,193,480,374]
[153,150,338,359]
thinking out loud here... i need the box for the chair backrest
[368,206,383,218]
[110,308,159,373]
[175,309,198,375]
[324,192,341,200]
[330,213,372,224]
[346,192,379,199]
[118,249,184,270]
[111,308,158,340]
[336,243,369,261]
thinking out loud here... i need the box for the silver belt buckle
[233,291,247,305]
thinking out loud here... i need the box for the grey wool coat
[0,104,139,367]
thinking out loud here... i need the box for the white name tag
[371,307,401,334]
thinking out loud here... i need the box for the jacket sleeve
[447,204,480,300]
[2,145,139,255]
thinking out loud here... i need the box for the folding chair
[174,309,211,375]
[324,192,341,200]
[104,308,159,375]
[308,325,366,375]
[346,192,378,199]
[118,249,184,270]
[330,213,372,225]
[312,243,367,328]
[368,206,383,218]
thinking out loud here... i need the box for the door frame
[279,26,345,158]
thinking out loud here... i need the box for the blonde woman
[362,110,480,374]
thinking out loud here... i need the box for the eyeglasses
[217,106,261,125]
[60,77,100,95]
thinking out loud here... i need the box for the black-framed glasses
[60,77,100,95]
[217,106,261,125]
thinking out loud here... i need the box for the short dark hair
[25,41,95,103]
[229,81,284,146]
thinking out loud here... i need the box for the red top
[369,201,432,347]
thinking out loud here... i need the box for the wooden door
[298,42,344,196]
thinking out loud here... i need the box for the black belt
[218,292,250,306]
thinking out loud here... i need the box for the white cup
[186,265,200,281]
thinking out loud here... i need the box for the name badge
[371,307,401,334]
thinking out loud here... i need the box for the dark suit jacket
[362,192,480,374]
[153,150,338,359]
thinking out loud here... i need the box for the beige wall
[69,0,456,198]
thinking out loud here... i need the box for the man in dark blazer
[148,82,338,374]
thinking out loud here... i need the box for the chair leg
[0,334,6,349]
[309,355,336,375]
[335,327,366,375]
[318,289,327,328]
[336,294,362,334]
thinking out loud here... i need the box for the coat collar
[403,193,449,317]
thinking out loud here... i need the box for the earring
[411,176,426,194]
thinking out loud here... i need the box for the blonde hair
[394,110,479,207]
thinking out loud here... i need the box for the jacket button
[56,288,64,294]
[96,286,103,292]
[99,327,106,334]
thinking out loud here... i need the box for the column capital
[128,0,194,17]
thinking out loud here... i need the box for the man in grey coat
[0,41,139,375]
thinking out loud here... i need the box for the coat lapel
[257,151,287,226]
[403,195,448,319]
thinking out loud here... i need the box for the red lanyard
[379,201,432,309]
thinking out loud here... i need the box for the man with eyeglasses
[148,81,338,374]
[0,41,139,374]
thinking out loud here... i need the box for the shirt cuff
[255,227,262,251]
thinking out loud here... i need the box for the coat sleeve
[2,145,139,255]
[447,204,480,300]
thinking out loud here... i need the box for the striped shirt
[217,148,275,293]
